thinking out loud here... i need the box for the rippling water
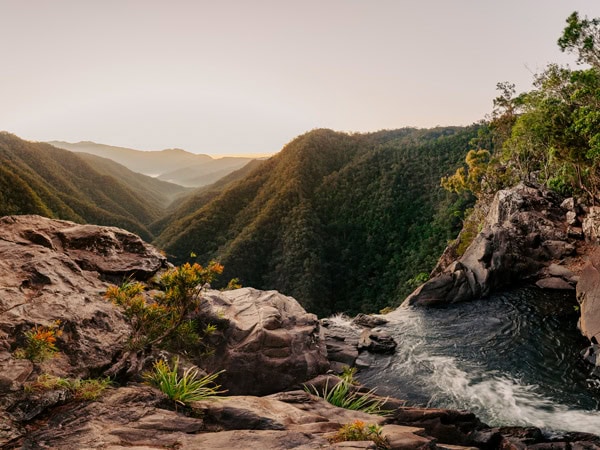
[356,286,600,433]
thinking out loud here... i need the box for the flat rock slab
[536,277,575,290]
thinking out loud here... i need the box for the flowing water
[355,286,600,433]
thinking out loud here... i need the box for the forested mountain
[0,133,167,240]
[155,127,478,315]
[50,140,256,187]
[76,152,191,209]
[149,159,265,236]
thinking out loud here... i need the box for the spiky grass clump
[305,370,389,415]
[144,357,225,405]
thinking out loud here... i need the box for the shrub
[143,357,225,405]
[329,420,389,449]
[104,261,223,350]
[13,321,63,362]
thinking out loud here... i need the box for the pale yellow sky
[1,0,599,155]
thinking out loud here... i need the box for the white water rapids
[352,287,600,433]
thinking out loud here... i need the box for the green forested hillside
[155,127,478,315]
[0,133,167,240]
[76,152,191,209]
[149,159,265,236]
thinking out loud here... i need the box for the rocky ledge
[1,215,598,449]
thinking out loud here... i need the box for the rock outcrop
[0,215,167,406]
[195,288,330,395]
[2,214,599,449]
[404,183,578,307]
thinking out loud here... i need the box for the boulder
[535,277,574,290]
[404,184,574,307]
[195,288,329,395]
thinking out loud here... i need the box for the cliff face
[402,182,600,375]
[403,183,580,307]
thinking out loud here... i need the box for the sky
[1,1,600,156]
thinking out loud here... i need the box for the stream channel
[356,286,600,433]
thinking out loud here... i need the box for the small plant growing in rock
[305,371,389,415]
[329,420,389,449]
[71,378,113,401]
[14,321,63,362]
[24,374,112,401]
[143,357,225,406]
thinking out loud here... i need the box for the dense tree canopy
[156,127,477,316]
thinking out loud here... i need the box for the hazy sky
[2,1,600,156]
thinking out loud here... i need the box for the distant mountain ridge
[49,140,256,187]
[0,133,173,240]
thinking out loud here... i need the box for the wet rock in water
[321,318,361,372]
[352,313,389,328]
[357,329,397,354]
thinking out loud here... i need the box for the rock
[352,314,388,328]
[403,184,577,307]
[543,240,575,259]
[561,197,577,212]
[567,211,579,226]
[568,226,585,239]
[380,424,435,449]
[391,407,483,446]
[15,385,203,449]
[178,430,329,449]
[322,318,361,371]
[581,345,599,366]
[194,288,329,395]
[576,247,600,347]
[547,263,574,279]
[535,277,574,290]
[357,329,397,354]
[582,206,600,242]
[193,390,386,434]
[0,215,167,415]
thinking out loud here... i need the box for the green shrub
[104,262,223,351]
[143,357,225,405]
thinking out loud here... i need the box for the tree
[558,12,600,69]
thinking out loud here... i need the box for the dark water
[354,286,600,433]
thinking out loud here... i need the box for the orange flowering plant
[14,320,63,362]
